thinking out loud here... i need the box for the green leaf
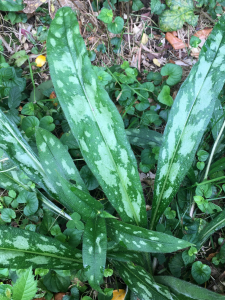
[126,128,163,148]
[0,225,82,269]
[132,0,144,11]
[112,261,174,300]
[16,190,38,216]
[195,210,225,248]
[155,276,225,300]
[21,103,35,116]
[36,127,87,193]
[0,0,24,11]
[39,116,55,132]
[1,208,16,223]
[159,0,198,32]
[164,207,176,219]
[8,86,22,109]
[106,219,192,253]
[197,150,209,162]
[30,80,54,102]
[147,71,162,85]
[83,217,107,292]
[157,85,173,106]
[191,261,211,284]
[47,7,147,227]
[66,212,84,230]
[182,249,196,266]
[80,165,99,190]
[13,267,37,300]
[190,36,201,48]
[107,17,124,34]
[42,270,70,293]
[151,0,166,14]
[97,8,113,24]
[211,98,224,140]
[150,16,225,229]
[21,116,39,138]
[169,253,184,278]
[161,64,183,86]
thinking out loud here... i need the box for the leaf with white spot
[0,225,82,270]
[106,219,192,253]
[36,127,87,192]
[150,15,225,229]
[112,261,174,300]
[155,275,225,300]
[126,128,163,148]
[211,98,224,140]
[83,217,107,292]
[0,109,46,188]
[47,7,147,227]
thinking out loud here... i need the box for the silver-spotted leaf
[106,219,192,253]
[0,225,82,269]
[83,217,107,292]
[112,261,174,300]
[150,15,225,229]
[47,7,147,227]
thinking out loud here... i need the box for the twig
[201,10,216,24]
[0,34,13,53]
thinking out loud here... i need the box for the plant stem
[204,119,225,180]
[27,57,36,103]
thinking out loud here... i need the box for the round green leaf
[16,190,39,216]
[139,162,151,173]
[141,148,156,165]
[157,85,173,106]
[80,165,99,190]
[107,16,124,34]
[97,8,113,24]
[21,102,35,115]
[8,190,16,199]
[1,208,16,223]
[197,150,209,162]
[39,116,55,132]
[191,261,211,284]
[164,207,176,219]
[88,50,96,62]
[197,161,205,170]
[182,249,196,266]
[160,64,183,86]
[110,37,122,53]
[147,71,162,85]
[97,43,106,53]
[21,116,39,137]
[43,270,70,293]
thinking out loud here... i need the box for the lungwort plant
[1,6,225,299]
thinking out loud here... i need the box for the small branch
[0,34,13,54]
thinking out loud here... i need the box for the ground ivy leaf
[158,85,173,106]
[161,64,183,86]
[1,208,16,223]
[191,261,211,284]
[16,190,39,216]
[107,16,124,34]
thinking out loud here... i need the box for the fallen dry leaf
[165,32,187,50]
[54,293,66,300]
[112,289,126,300]
[23,0,47,13]
[190,47,201,58]
[153,58,161,67]
[141,33,148,45]
[194,28,213,40]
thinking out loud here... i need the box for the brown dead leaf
[112,289,126,300]
[58,0,85,10]
[23,0,47,14]
[194,28,213,39]
[206,252,216,261]
[165,32,187,50]
[54,293,66,300]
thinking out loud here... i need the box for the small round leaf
[191,261,211,284]
[107,17,124,34]
[160,63,183,86]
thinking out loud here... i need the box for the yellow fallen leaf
[35,55,46,67]
[141,33,148,45]
[153,58,161,67]
[112,289,126,300]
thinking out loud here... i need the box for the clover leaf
[66,212,84,230]
[97,8,113,24]
[107,16,124,34]
[159,0,198,32]
[16,190,39,216]
[191,261,211,284]
[157,85,173,106]
[161,64,183,86]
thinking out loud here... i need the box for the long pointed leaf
[106,219,192,253]
[112,261,174,300]
[155,276,225,300]
[0,109,45,188]
[0,225,82,269]
[83,217,107,292]
[151,15,225,229]
[36,127,88,192]
[126,128,163,148]
[47,7,147,227]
